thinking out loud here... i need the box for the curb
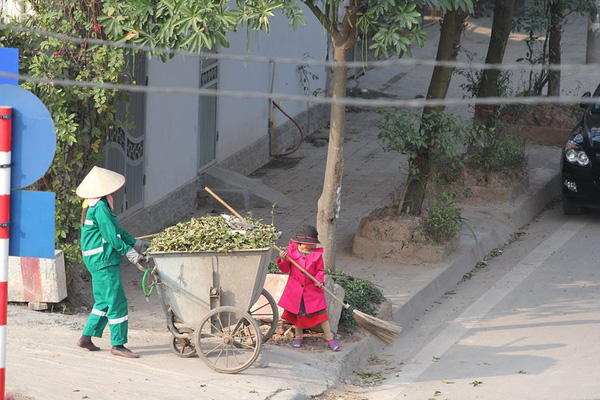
[327,167,562,390]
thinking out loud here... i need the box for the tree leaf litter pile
[147,214,280,252]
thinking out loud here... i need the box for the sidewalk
[3,12,592,400]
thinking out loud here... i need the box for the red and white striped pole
[0,106,12,398]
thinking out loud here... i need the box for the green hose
[142,268,155,297]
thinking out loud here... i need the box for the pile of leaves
[148,214,280,253]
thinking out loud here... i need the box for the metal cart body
[147,247,279,373]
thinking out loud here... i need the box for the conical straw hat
[76,166,125,198]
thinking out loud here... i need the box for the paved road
[337,203,600,399]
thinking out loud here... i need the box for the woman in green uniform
[75,166,149,358]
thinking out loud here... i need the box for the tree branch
[338,6,357,51]
[303,0,335,36]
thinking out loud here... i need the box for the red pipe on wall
[272,101,304,156]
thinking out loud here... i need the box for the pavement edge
[320,167,562,393]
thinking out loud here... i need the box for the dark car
[561,83,600,214]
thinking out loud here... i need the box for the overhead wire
[1,70,599,109]
[2,22,600,73]
[1,24,600,109]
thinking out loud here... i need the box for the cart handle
[142,268,155,297]
[136,259,157,299]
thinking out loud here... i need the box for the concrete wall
[217,10,328,170]
[144,55,202,206]
[126,8,330,234]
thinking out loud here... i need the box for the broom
[202,186,403,345]
[272,244,402,345]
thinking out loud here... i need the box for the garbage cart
[145,247,279,373]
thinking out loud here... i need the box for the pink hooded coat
[276,241,327,315]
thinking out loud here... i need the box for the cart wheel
[248,289,279,343]
[170,327,196,358]
[194,306,262,374]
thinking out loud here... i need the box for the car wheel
[562,194,587,215]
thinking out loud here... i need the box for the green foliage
[430,153,465,185]
[268,257,280,274]
[358,0,473,58]
[102,0,474,65]
[454,48,513,102]
[297,53,323,97]
[512,0,593,95]
[423,192,465,243]
[375,108,481,182]
[469,131,526,173]
[99,0,305,54]
[512,2,551,96]
[327,270,384,332]
[1,1,127,271]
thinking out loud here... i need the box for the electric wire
[2,20,600,109]
[2,22,600,73]
[1,70,598,109]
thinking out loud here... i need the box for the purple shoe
[292,338,302,348]
[328,339,339,351]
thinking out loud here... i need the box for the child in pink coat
[276,225,339,351]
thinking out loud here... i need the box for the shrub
[423,192,464,244]
[376,108,475,182]
[327,270,384,332]
[268,258,280,274]
[469,131,526,173]
[1,3,127,277]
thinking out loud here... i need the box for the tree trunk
[317,45,347,270]
[513,0,526,16]
[586,4,600,63]
[474,0,515,128]
[548,1,563,96]
[401,10,468,215]
[314,4,357,270]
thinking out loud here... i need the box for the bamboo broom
[203,186,403,345]
[272,244,402,345]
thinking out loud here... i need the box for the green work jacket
[81,197,136,272]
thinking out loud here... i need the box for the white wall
[144,6,328,208]
[218,10,328,160]
[144,54,201,206]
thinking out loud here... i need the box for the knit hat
[291,225,320,244]
[76,166,125,199]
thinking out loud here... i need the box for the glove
[126,248,146,265]
[134,239,150,254]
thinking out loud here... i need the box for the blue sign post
[0,47,57,399]
[0,85,57,258]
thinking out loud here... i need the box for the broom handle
[273,244,349,311]
[137,233,158,241]
[202,188,350,310]
[204,187,246,221]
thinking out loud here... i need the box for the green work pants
[82,265,129,346]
